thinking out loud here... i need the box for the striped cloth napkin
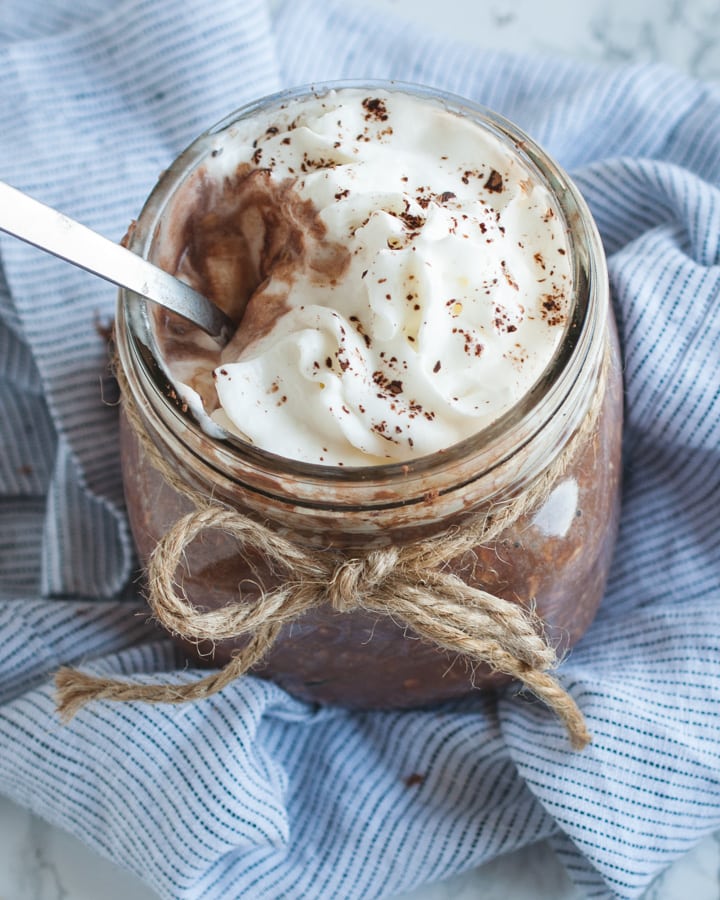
[1,1,719,897]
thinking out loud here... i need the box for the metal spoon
[0,180,234,344]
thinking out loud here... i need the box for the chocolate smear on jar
[152,163,350,413]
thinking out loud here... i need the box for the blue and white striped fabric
[0,1,719,897]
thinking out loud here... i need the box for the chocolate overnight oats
[114,83,622,716]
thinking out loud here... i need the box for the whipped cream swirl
[159,88,572,466]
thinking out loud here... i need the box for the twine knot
[327,549,400,612]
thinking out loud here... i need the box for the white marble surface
[370,0,720,81]
[3,1,720,898]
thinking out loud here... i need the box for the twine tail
[365,578,592,750]
[55,624,281,722]
[56,667,114,721]
[516,668,591,750]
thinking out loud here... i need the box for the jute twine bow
[56,349,608,750]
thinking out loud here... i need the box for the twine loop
[148,506,325,641]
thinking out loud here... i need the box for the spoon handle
[0,180,234,342]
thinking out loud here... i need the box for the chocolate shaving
[484,169,504,193]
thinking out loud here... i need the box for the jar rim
[117,79,606,505]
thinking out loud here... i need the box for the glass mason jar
[115,81,623,710]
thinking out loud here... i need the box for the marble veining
[586,0,720,79]
[19,817,67,900]
[372,0,720,81]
